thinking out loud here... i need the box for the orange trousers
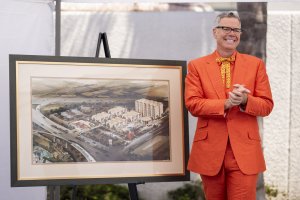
[200,141,258,200]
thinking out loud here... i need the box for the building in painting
[135,98,163,119]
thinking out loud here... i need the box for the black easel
[67,33,142,200]
[49,185,60,200]
[95,32,141,200]
[95,32,111,58]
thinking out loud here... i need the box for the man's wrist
[239,94,248,110]
[224,99,232,110]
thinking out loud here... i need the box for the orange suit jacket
[185,51,274,176]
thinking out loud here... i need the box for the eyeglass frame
[215,26,243,34]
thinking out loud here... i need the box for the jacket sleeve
[185,60,226,118]
[243,59,274,117]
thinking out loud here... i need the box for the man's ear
[212,28,217,39]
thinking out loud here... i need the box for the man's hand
[232,84,250,105]
[225,92,242,110]
[225,84,250,110]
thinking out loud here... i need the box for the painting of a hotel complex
[32,78,170,164]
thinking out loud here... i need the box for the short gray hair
[215,12,241,26]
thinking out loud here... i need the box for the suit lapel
[231,52,247,88]
[205,53,226,99]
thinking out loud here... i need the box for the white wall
[265,12,291,195]
[0,0,54,199]
[265,11,300,200]
[61,11,217,60]
[289,12,300,199]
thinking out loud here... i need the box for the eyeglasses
[215,26,243,34]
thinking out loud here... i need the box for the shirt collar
[214,50,237,60]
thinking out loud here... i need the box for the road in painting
[31,78,170,164]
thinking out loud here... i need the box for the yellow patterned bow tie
[216,57,235,89]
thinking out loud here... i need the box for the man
[185,12,273,199]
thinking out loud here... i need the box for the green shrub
[167,181,205,200]
[265,185,278,198]
[59,184,130,200]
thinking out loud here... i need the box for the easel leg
[95,32,111,58]
[71,185,78,200]
[128,183,139,200]
[48,186,60,200]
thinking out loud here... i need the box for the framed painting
[9,55,189,186]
